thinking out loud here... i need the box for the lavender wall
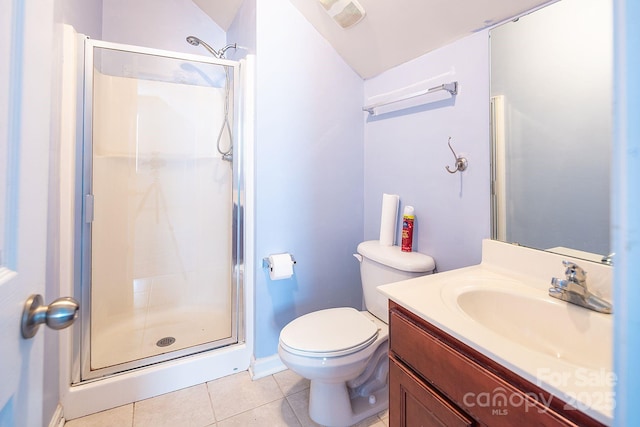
[37,0,640,419]
[613,1,640,422]
[101,0,226,55]
[227,0,256,60]
[253,0,365,358]
[363,32,492,273]
[60,0,103,39]
[55,0,490,367]
[60,0,227,56]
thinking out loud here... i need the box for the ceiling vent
[318,0,366,28]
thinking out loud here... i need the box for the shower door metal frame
[74,38,244,383]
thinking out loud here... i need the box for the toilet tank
[356,240,435,323]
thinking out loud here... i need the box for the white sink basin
[451,283,612,369]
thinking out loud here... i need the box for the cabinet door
[389,357,475,427]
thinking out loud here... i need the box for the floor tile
[286,388,389,427]
[285,389,320,427]
[378,409,389,426]
[64,404,133,427]
[352,414,387,427]
[133,383,215,427]
[207,371,284,421]
[64,370,388,427]
[217,399,301,427]
[273,369,310,396]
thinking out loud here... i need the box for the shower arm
[186,36,236,59]
[218,44,237,58]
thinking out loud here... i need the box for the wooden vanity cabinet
[388,301,606,427]
[390,356,475,427]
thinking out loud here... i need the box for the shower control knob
[21,294,79,339]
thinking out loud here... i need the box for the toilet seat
[279,307,379,358]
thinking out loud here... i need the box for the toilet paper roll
[379,193,399,246]
[268,253,294,280]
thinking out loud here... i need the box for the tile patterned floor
[64,370,389,427]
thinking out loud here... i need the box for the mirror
[489,0,613,263]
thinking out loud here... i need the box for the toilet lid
[280,307,379,358]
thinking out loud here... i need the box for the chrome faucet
[549,260,612,314]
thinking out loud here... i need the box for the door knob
[21,294,79,339]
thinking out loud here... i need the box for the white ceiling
[192,0,245,30]
[194,0,555,79]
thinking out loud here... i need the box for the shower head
[186,36,219,58]
[186,36,237,59]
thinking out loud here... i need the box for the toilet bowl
[278,241,435,427]
[279,308,389,426]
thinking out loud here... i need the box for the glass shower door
[80,40,241,380]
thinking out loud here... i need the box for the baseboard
[48,404,65,427]
[249,354,287,379]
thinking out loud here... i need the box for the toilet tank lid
[357,240,435,272]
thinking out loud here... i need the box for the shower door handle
[21,294,79,339]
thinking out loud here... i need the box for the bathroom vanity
[388,301,605,426]
[379,240,613,427]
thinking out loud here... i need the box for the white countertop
[378,239,614,426]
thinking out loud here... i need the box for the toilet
[278,240,435,427]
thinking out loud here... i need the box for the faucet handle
[562,260,587,285]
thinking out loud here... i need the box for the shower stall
[74,38,247,383]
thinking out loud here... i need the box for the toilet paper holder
[262,253,296,271]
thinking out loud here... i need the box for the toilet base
[278,310,390,426]
[308,381,388,427]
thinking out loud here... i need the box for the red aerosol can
[401,206,415,252]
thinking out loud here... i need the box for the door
[0,1,54,426]
[79,40,241,380]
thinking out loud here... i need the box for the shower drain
[156,337,176,347]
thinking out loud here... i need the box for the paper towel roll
[379,193,399,246]
[268,253,294,280]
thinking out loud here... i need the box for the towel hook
[445,137,468,174]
